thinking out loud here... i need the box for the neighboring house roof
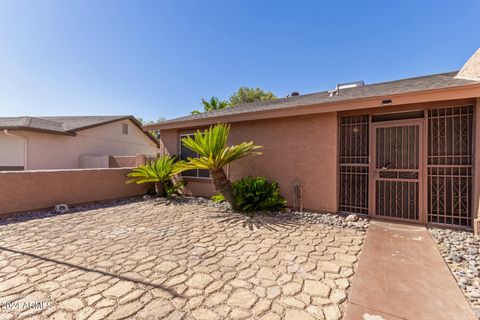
[0,115,159,145]
[145,71,480,130]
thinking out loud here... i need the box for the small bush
[234,176,286,212]
[211,194,226,203]
[212,176,287,213]
[164,180,187,198]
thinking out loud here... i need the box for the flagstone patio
[0,200,365,320]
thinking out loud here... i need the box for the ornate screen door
[371,120,424,223]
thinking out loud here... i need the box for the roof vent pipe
[286,92,301,98]
[329,80,365,97]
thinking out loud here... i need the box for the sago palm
[175,123,262,209]
[126,155,177,197]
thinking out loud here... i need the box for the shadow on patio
[210,211,306,231]
[0,245,179,297]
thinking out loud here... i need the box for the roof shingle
[149,71,480,128]
[0,115,159,145]
[0,115,128,134]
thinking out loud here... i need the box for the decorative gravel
[0,197,144,225]
[430,228,480,318]
[2,195,369,232]
[146,195,370,231]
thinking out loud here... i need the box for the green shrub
[211,194,226,203]
[164,180,187,198]
[212,176,287,213]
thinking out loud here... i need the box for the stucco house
[146,49,480,231]
[0,115,158,170]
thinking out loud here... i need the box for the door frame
[368,118,427,224]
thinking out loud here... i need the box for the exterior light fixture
[381,99,393,106]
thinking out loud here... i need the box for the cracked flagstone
[0,199,365,319]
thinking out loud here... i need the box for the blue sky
[0,0,479,122]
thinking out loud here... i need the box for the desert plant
[234,177,286,212]
[211,194,226,203]
[164,180,187,198]
[212,176,287,213]
[175,123,262,209]
[126,156,178,197]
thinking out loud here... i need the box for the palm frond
[125,155,177,185]
[175,123,262,174]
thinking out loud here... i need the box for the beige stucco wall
[0,119,157,170]
[0,168,149,216]
[160,112,339,212]
[0,133,25,167]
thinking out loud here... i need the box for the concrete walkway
[345,220,476,320]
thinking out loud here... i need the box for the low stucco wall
[0,168,149,216]
[160,112,338,212]
[109,156,137,168]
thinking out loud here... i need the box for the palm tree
[202,97,230,111]
[191,96,230,115]
[126,156,177,197]
[175,123,262,209]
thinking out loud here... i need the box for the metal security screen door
[339,105,473,227]
[371,120,424,222]
[338,115,369,215]
[427,106,473,227]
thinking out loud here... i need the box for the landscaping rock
[430,227,480,319]
[143,196,370,230]
[54,204,70,214]
[345,214,359,222]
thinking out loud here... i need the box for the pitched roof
[36,115,129,131]
[146,71,480,129]
[0,117,67,133]
[0,115,159,145]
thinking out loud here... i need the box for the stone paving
[0,200,365,320]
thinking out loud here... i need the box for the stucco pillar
[474,98,480,235]
[135,154,146,167]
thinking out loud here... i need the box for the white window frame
[179,133,211,179]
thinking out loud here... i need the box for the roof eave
[146,83,480,131]
[69,116,132,132]
[0,127,76,136]
[127,117,160,146]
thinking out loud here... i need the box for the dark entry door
[371,120,424,223]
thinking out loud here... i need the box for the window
[122,123,129,134]
[179,134,210,178]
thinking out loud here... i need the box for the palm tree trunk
[211,168,238,210]
[155,182,165,197]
